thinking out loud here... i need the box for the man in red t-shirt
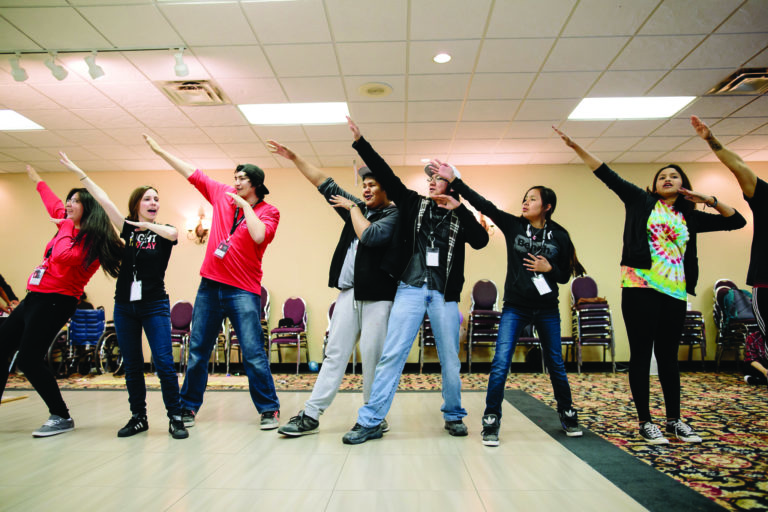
[144,135,281,430]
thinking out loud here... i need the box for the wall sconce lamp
[479,214,496,236]
[186,206,211,244]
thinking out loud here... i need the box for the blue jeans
[357,283,466,427]
[180,278,279,414]
[484,306,573,420]
[114,297,182,418]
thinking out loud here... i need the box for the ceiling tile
[505,121,561,138]
[216,78,287,104]
[589,70,667,96]
[405,140,452,155]
[0,7,111,49]
[263,44,339,78]
[0,84,64,110]
[496,139,543,153]
[555,120,613,137]
[743,149,768,162]
[746,48,768,67]
[171,144,228,160]
[600,120,666,137]
[347,102,405,123]
[219,143,272,159]
[727,135,768,150]
[652,118,701,137]
[649,69,735,96]
[409,40,481,75]
[188,158,237,171]
[0,132,27,147]
[710,117,766,135]
[57,129,118,146]
[366,140,404,154]
[250,125,308,143]
[410,0,491,39]
[31,82,115,109]
[586,136,643,151]
[15,109,93,130]
[450,140,501,154]
[454,122,508,139]
[678,34,768,69]
[199,126,259,144]
[319,155,355,167]
[527,72,600,99]
[563,0,658,36]
[529,153,576,164]
[408,101,462,122]
[631,136,690,151]
[717,0,768,34]
[611,35,704,70]
[359,123,405,142]
[279,76,346,102]
[179,105,248,128]
[515,99,580,121]
[461,100,519,122]
[476,39,555,73]
[313,141,354,156]
[325,0,407,42]
[0,16,41,51]
[486,0,575,38]
[78,5,181,48]
[242,0,331,44]
[94,82,173,109]
[1,146,58,160]
[677,96,756,119]
[543,37,628,72]
[129,107,194,128]
[5,130,70,147]
[123,50,209,82]
[303,125,352,141]
[731,96,768,118]
[664,150,711,162]
[613,151,666,163]
[408,74,471,101]
[345,75,406,102]
[468,74,536,100]
[407,122,456,140]
[150,127,212,145]
[336,42,406,76]
[85,144,142,160]
[159,4,258,46]
[640,0,742,35]
[193,46,275,80]
[69,107,142,129]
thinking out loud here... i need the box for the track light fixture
[84,50,105,80]
[174,48,189,77]
[10,52,28,82]
[44,52,68,81]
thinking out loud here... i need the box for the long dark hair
[67,188,123,278]
[127,186,156,222]
[525,186,586,277]
[647,164,695,215]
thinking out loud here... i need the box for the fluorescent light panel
[238,102,350,125]
[568,97,696,120]
[0,110,43,131]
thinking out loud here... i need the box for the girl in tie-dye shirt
[555,127,745,446]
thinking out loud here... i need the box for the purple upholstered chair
[268,296,308,373]
[170,301,193,373]
[570,276,615,373]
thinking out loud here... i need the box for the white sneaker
[666,419,702,443]
[33,415,74,437]
[639,421,669,445]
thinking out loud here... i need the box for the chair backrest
[170,301,193,331]
[261,286,270,323]
[471,279,498,310]
[571,275,598,303]
[282,297,307,329]
[714,278,738,291]
[69,308,105,345]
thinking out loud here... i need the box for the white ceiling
[0,0,766,173]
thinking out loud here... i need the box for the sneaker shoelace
[671,420,694,435]
[643,422,663,438]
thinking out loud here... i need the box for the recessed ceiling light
[238,102,350,125]
[420,158,431,163]
[568,97,696,120]
[433,53,452,64]
[0,110,44,131]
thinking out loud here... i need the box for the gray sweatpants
[304,288,392,420]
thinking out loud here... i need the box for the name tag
[28,266,46,286]
[214,240,230,259]
[426,247,440,267]
[532,275,552,295]
[130,280,142,302]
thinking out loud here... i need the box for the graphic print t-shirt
[115,221,176,303]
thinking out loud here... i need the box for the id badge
[214,240,230,259]
[532,274,552,295]
[28,266,46,286]
[426,247,440,267]
[130,280,142,302]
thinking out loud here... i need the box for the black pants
[622,287,687,423]
[0,292,77,418]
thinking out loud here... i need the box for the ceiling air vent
[156,80,230,106]
[707,68,768,95]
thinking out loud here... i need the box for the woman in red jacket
[0,165,122,437]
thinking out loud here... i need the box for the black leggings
[621,287,687,423]
[0,292,77,418]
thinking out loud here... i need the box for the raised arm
[143,134,195,179]
[124,220,178,242]
[691,115,757,198]
[226,193,266,244]
[59,152,125,228]
[553,126,603,170]
[267,140,327,187]
[27,165,65,219]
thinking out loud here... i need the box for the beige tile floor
[0,389,647,512]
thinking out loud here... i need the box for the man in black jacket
[342,118,489,445]
[268,140,399,437]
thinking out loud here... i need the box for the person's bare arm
[143,134,196,179]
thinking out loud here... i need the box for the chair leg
[467,341,472,374]
[295,337,300,375]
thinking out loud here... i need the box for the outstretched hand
[143,133,162,154]
[50,217,66,225]
[690,115,711,140]
[678,187,713,205]
[58,151,85,177]
[552,126,576,148]
[125,219,150,230]
[433,194,460,210]
[266,140,295,160]
[431,159,456,182]
[26,165,42,184]
[329,195,357,211]
[347,116,361,141]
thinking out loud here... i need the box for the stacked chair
[465,279,502,374]
[713,278,758,369]
[570,276,615,373]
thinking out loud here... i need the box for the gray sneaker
[444,419,468,437]
[481,414,500,446]
[260,410,280,430]
[342,423,383,445]
[33,415,74,437]
[278,411,319,437]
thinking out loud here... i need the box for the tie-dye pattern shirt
[621,200,689,300]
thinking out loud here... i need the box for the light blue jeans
[356,283,466,427]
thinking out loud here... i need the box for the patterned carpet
[5,371,767,511]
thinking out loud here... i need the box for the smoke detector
[156,80,230,106]
[358,82,393,98]
[707,68,768,95]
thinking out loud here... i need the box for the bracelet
[708,196,718,208]
[348,203,357,210]
[79,175,88,181]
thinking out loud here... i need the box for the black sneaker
[559,408,583,437]
[381,418,390,433]
[639,421,669,445]
[665,419,702,443]
[181,408,196,427]
[278,411,319,437]
[169,416,189,439]
[117,414,148,438]
[444,419,468,437]
[342,423,383,445]
[260,410,280,430]
[481,414,500,446]
[744,375,757,385]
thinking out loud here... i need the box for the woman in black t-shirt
[60,153,188,440]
